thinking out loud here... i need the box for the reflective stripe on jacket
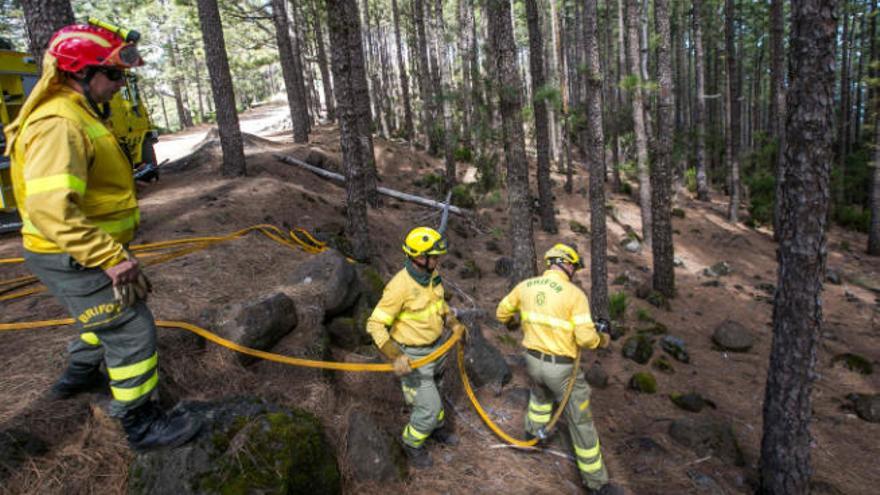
[10,88,138,269]
[367,268,449,348]
[496,269,600,358]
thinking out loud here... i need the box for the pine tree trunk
[725,0,740,223]
[869,113,880,255]
[487,0,537,284]
[361,0,389,139]
[311,0,336,122]
[432,0,456,190]
[837,5,851,190]
[853,12,866,146]
[413,0,437,153]
[759,1,836,492]
[526,0,557,234]
[652,0,675,298]
[770,0,786,238]
[392,0,414,140]
[626,0,652,246]
[457,0,474,150]
[272,0,309,143]
[583,0,608,319]
[326,0,375,261]
[20,0,74,72]
[693,0,710,201]
[169,39,194,129]
[195,0,246,177]
[192,57,206,123]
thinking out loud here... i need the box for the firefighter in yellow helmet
[366,226,467,468]
[4,23,200,450]
[496,244,622,495]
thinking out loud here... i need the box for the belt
[398,337,441,350]
[527,349,574,364]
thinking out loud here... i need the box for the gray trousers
[399,338,447,448]
[524,352,609,489]
[25,252,158,417]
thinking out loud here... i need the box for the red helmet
[48,24,143,73]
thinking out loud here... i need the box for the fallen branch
[274,154,470,216]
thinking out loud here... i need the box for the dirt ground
[1,103,878,494]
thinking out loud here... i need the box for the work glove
[598,332,611,349]
[392,355,413,376]
[595,318,611,336]
[112,251,153,309]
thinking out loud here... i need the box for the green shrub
[832,204,870,233]
[684,167,697,193]
[451,184,476,209]
[746,170,776,227]
[454,147,473,162]
[609,291,628,321]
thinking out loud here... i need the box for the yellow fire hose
[0,224,578,448]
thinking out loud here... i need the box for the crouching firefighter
[3,22,201,450]
[496,244,622,495]
[366,226,467,468]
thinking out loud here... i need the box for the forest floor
[0,101,878,494]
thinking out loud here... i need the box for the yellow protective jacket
[496,269,600,358]
[367,266,455,349]
[8,87,139,269]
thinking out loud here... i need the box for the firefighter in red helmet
[3,21,201,451]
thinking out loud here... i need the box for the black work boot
[586,483,625,495]
[403,444,433,469]
[120,402,202,451]
[49,362,108,400]
[431,424,460,446]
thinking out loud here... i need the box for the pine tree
[20,0,74,71]
[272,0,310,143]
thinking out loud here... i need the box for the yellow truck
[0,47,158,233]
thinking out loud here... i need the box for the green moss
[199,411,340,495]
[652,356,675,374]
[609,291,628,321]
[569,220,590,235]
[357,266,386,306]
[672,208,686,219]
[833,353,873,375]
[628,372,657,394]
[636,308,653,322]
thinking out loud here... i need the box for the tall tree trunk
[311,0,336,122]
[869,112,880,255]
[693,0,710,201]
[759,1,837,492]
[326,0,375,260]
[837,4,851,203]
[613,0,627,192]
[362,0,389,139]
[413,0,437,153]
[192,56,206,123]
[852,11,866,146]
[526,0,557,234]
[20,0,74,72]
[392,0,414,140]
[626,0,652,246]
[195,0,246,177]
[487,0,537,284]
[457,0,474,150]
[770,0,786,238]
[584,0,609,320]
[169,37,194,129]
[725,0,741,223]
[432,0,457,190]
[554,0,573,194]
[652,0,675,298]
[273,0,308,142]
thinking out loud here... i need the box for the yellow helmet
[402,227,448,257]
[544,243,582,269]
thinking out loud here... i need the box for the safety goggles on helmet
[402,226,448,258]
[104,43,141,68]
[544,243,582,269]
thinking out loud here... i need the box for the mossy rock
[832,353,873,375]
[629,372,657,394]
[622,334,654,364]
[129,398,340,495]
[672,208,686,219]
[638,321,669,335]
[569,220,590,236]
[652,356,675,374]
[646,290,671,310]
[669,392,716,413]
[355,265,386,307]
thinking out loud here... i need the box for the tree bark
[693,0,710,201]
[311,0,336,122]
[725,0,741,223]
[432,0,456,190]
[273,0,310,143]
[759,1,837,492]
[837,4,851,187]
[583,0,609,320]
[525,0,557,234]
[325,0,375,261]
[456,0,475,150]
[626,0,652,246]
[195,0,246,177]
[770,0,786,238]
[487,0,537,284]
[20,0,74,72]
[168,37,194,129]
[392,0,414,140]
[651,0,675,298]
[413,0,437,153]
[869,112,880,255]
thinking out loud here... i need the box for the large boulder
[622,334,654,364]
[288,250,358,316]
[129,398,340,495]
[668,416,744,466]
[851,394,880,423]
[711,320,755,353]
[459,310,512,392]
[345,411,406,482]
[215,292,298,365]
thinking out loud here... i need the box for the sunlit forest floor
[1,102,877,494]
